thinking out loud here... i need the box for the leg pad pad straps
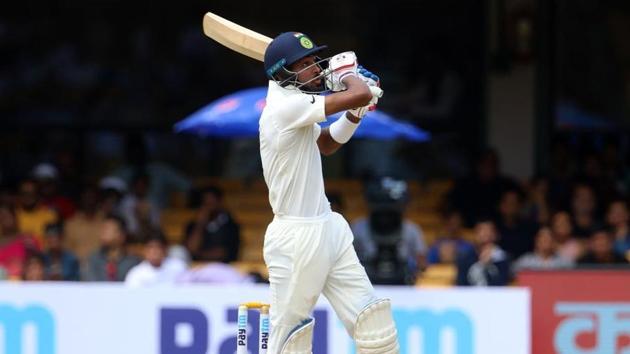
[354,299,400,354]
[280,318,314,354]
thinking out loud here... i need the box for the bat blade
[202,12,272,62]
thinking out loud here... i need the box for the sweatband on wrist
[329,112,360,144]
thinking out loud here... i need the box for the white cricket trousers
[263,211,377,354]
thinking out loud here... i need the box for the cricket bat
[202,12,272,62]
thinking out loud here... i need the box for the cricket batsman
[259,31,400,353]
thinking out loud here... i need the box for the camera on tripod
[363,177,414,285]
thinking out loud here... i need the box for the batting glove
[348,86,384,118]
[358,65,380,88]
[326,51,358,91]
[357,65,382,111]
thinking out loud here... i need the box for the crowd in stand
[0,162,244,285]
[439,147,630,286]
[1,145,630,287]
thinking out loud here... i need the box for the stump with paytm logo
[237,302,270,354]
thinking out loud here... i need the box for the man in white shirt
[125,233,187,287]
[260,32,399,353]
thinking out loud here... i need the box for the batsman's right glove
[358,65,380,88]
[357,65,383,111]
[348,86,384,118]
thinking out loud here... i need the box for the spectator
[605,199,630,258]
[114,134,191,210]
[32,163,76,220]
[522,175,551,225]
[64,185,105,264]
[22,253,47,281]
[446,148,519,227]
[456,220,511,286]
[578,229,628,266]
[85,214,141,281]
[98,176,127,216]
[513,226,573,272]
[119,172,160,242]
[494,188,538,260]
[0,203,41,280]
[570,183,602,239]
[426,209,474,264]
[184,186,240,263]
[15,179,58,246]
[550,211,584,262]
[42,223,80,281]
[547,138,575,211]
[352,177,426,285]
[125,232,187,287]
[578,151,618,208]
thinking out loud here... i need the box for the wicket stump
[237,302,270,354]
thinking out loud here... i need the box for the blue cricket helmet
[264,32,327,79]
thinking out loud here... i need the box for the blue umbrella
[175,87,430,142]
[556,101,615,131]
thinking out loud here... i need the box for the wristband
[329,112,360,144]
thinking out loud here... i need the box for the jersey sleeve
[275,93,326,131]
[313,123,322,139]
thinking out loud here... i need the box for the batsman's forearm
[317,128,343,156]
[343,76,372,107]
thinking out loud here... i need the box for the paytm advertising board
[519,270,630,354]
[0,284,529,354]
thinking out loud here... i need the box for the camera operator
[352,177,426,285]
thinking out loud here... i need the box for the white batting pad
[354,299,400,354]
[280,318,315,354]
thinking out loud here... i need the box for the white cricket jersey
[259,80,331,217]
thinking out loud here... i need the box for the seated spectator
[85,214,141,281]
[16,179,58,246]
[119,172,160,243]
[125,232,187,287]
[605,198,630,259]
[456,220,510,286]
[570,183,602,239]
[98,176,127,216]
[22,253,47,281]
[0,203,41,280]
[513,226,573,272]
[42,223,80,281]
[353,177,426,285]
[114,135,191,210]
[446,148,519,227]
[578,229,629,266]
[550,211,584,262]
[64,185,105,265]
[427,210,474,264]
[522,175,551,225]
[32,163,76,220]
[184,186,240,263]
[494,188,538,260]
